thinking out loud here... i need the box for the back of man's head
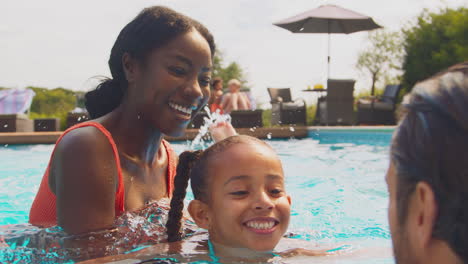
[391,62,468,263]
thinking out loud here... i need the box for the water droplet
[3,124,8,128]
[267,133,272,139]
[289,127,295,132]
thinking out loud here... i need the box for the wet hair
[166,135,271,242]
[391,62,468,262]
[85,6,216,119]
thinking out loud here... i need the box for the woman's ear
[188,200,210,229]
[122,52,139,83]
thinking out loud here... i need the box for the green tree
[356,30,404,96]
[212,51,250,91]
[402,7,468,91]
[28,86,78,130]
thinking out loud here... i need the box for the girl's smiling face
[189,142,291,252]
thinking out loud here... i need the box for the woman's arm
[50,127,118,235]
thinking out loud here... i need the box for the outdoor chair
[230,109,263,128]
[0,114,34,132]
[356,84,402,125]
[34,118,61,131]
[316,79,355,125]
[267,88,306,126]
[66,111,90,128]
[189,109,263,129]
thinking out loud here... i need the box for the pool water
[0,130,394,263]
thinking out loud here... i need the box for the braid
[166,150,202,242]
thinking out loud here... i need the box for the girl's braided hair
[166,135,270,242]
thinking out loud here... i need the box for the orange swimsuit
[29,121,177,227]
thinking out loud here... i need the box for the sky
[1,0,466,107]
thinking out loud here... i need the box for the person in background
[29,6,216,235]
[386,62,468,264]
[208,77,224,113]
[220,78,251,113]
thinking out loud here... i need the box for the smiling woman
[28,6,216,237]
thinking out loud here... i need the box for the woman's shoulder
[55,122,114,154]
[51,122,119,178]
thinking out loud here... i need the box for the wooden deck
[0,126,308,145]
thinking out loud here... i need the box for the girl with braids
[28,6,220,235]
[166,134,292,253]
[82,135,333,263]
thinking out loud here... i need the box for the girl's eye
[169,66,187,76]
[270,189,283,196]
[229,190,248,196]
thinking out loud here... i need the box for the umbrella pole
[327,21,331,80]
[327,33,330,79]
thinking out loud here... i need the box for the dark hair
[391,62,468,262]
[211,77,222,88]
[166,135,270,242]
[85,6,216,119]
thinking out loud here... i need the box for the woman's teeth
[245,221,275,230]
[169,102,193,115]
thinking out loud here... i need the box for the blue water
[0,130,394,263]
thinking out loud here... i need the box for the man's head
[387,62,468,264]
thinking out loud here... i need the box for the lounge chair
[189,109,263,129]
[316,79,355,125]
[34,118,61,131]
[356,84,402,125]
[0,88,35,132]
[66,110,90,128]
[267,88,306,126]
[230,109,263,128]
[0,114,34,132]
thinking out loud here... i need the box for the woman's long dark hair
[391,62,468,262]
[166,135,270,242]
[85,6,216,119]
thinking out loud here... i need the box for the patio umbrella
[274,4,382,79]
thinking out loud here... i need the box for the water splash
[190,107,231,150]
[0,199,197,263]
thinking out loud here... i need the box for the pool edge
[0,126,395,144]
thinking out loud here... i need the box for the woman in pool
[28,6,216,235]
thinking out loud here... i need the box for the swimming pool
[0,129,394,263]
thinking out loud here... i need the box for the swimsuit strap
[207,239,220,263]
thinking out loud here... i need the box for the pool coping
[0,126,395,144]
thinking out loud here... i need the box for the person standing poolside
[29,6,216,235]
[208,77,224,113]
[220,79,251,113]
[386,62,468,264]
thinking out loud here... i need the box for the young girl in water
[83,135,331,263]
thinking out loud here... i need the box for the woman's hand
[209,121,237,142]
